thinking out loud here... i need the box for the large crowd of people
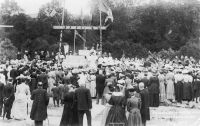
[0,49,200,126]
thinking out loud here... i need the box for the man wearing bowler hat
[30,82,49,126]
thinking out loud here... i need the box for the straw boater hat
[182,69,189,74]
[72,69,79,74]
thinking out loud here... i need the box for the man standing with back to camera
[75,80,92,126]
[3,78,15,120]
[30,82,49,126]
[139,82,150,126]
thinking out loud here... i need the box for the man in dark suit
[96,70,106,104]
[0,80,4,116]
[38,69,48,90]
[51,84,60,107]
[3,79,15,119]
[10,65,19,87]
[148,73,160,107]
[30,82,49,126]
[75,81,92,126]
[141,72,149,88]
[139,82,150,126]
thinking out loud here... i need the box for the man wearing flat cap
[30,82,49,126]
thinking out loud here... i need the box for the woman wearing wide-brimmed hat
[11,75,30,120]
[148,70,160,107]
[127,85,142,126]
[158,70,166,103]
[182,69,193,102]
[165,67,175,102]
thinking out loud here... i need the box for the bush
[103,40,148,59]
[0,38,17,60]
[178,42,200,60]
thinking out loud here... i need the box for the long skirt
[175,81,183,103]
[105,106,127,126]
[60,103,79,126]
[182,82,192,101]
[90,81,96,97]
[11,94,27,120]
[193,81,200,98]
[149,93,159,107]
[166,81,175,100]
[100,104,112,126]
[128,108,142,126]
[159,82,166,102]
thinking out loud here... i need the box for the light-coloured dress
[165,72,175,100]
[11,83,30,120]
[89,74,96,97]
[158,74,166,102]
[100,94,112,126]
[48,77,56,95]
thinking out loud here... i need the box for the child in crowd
[51,84,60,107]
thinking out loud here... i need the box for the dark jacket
[3,83,15,105]
[75,86,92,110]
[141,76,149,88]
[38,73,48,89]
[96,74,106,93]
[63,76,71,85]
[140,88,150,122]
[0,82,4,102]
[51,86,60,98]
[10,68,19,80]
[30,88,49,121]
[148,76,160,94]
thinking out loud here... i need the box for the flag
[98,0,114,22]
[45,8,56,17]
[75,30,86,42]
[50,9,57,17]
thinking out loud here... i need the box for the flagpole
[59,0,65,59]
[99,2,102,55]
[81,8,86,50]
[74,30,76,55]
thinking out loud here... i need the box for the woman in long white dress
[11,77,30,120]
[89,72,96,98]
[158,72,166,103]
[165,69,175,101]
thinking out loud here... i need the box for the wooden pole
[74,30,76,55]
[59,0,65,55]
[99,1,102,54]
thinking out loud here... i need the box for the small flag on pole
[98,0,114,22]
[50,9,57,17]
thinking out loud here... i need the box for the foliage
[156,48,177,59]
[103,39,148,58]
[178,39,200,59]
[0,38,17,60]
[1,0,200,59]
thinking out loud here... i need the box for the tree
[0,38,17,60]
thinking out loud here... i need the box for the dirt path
[0,100,200,126]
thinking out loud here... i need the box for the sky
[1,0,200,17]
[0,0,91,16]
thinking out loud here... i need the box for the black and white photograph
[1,0,200,126]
